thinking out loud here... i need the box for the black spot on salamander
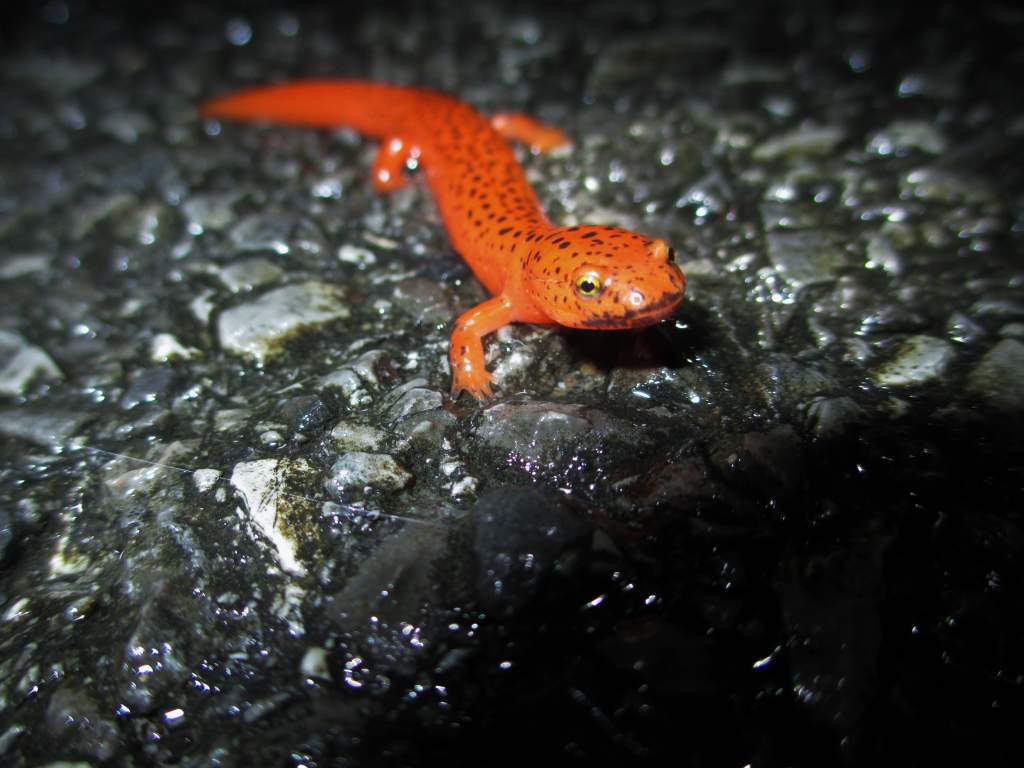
[558,241,570,249]
[581,231,596,239]
[498,227,513,235]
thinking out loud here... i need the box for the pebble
[872,335,954,387]
[752,125,845,161]
[966,339,1024,413]
[864,233,903,276]
[216,258,285,293]
[231,458,319,575]
[866,120,947,156]
[181,191,244,234]
[299,647,331,681]
[999,323,1024,340]
[384,379,444,420]
[149,333,198,362]
[0,505,11,563]
[0,253,50,279]
[228,213,294,254]
[217,281,350,363]
[391,277,452,325]
[336,244,377,267]
[320,350,387,404]
[476,402,593,453]
[325,452,413,496]
[0,330,62,396]
[765,231,846,290]
[278,394,333,434]
[44,687,119,763]
[901,168,996,206]
[0,407,89,448]
[805,396,868,440]
[191,469,222,493]
[330,421,385,452]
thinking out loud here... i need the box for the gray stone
[864,233,903,276]
[217,281,350,363]
[753,125,845,161]
[181,191,245,233]
[0,504,11,564]
[805,397,868,440]
[966,339,1024,413]
[0,331,62,396]
[231,458,320,576]
[873,335,955,387]
[325,452,414,496]
[866,120,947,156]
[217,258,285,293]
[326,521,446,634]
[0,407,90,448]
[392,278,452,325]
[228,213,294,254]
[384,378,444,420]
[45,687,119,762]
[330,421,385,452]
[765,230,846,290]
[901,168,997,206]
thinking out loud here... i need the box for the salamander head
[523,226,685,329]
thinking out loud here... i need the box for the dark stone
[278,393,334,434]
[472,486,592,616]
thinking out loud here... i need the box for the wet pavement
[1,1,1022,766]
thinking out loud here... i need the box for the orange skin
[200,81,686,398]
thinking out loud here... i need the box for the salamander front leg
[490,113,573,154]
[371,137,420,192]
[449,295,515,399]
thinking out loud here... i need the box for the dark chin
[576,315,664,330]
[574,294,683,330]
[575,308,677,330]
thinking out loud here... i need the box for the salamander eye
[575,272,603,298]
[666,247,676,264]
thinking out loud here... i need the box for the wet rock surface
[1,2,1022,767]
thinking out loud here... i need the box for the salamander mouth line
[576,290,684,329]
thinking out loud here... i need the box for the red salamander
[200,81,686,398]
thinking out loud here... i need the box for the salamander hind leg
[490,113,573,154]
[371,137,419,192]
[449,295,515,400]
